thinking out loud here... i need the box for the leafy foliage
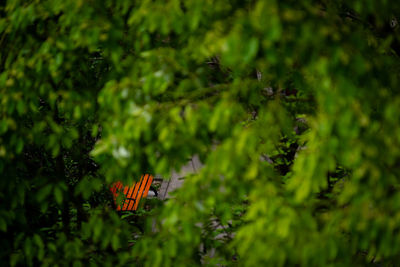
[1,0,400,266]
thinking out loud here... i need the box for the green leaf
[0,218,7,232]
[37,185,53,203]
[54,186,63,205]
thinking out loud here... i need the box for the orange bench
[110,174,154,211]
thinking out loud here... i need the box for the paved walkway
[158,155,202,199]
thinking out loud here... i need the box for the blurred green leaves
[2,0,400,266]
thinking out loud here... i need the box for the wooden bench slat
[133,174,149,210]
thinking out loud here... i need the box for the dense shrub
[1,1,400,265]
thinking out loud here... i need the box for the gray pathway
[158,155,203,200]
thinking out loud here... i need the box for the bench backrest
[110,174,154,211]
